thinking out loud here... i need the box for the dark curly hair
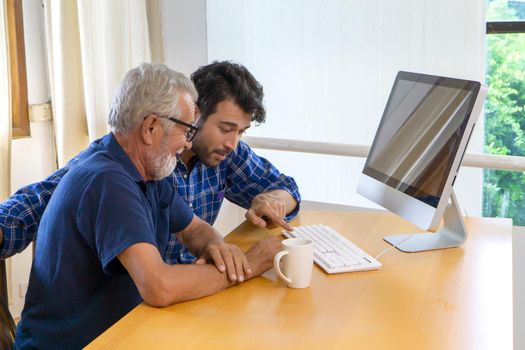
[190,61,266,124]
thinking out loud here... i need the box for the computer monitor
[357,71,487,252]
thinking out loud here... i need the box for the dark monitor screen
[362,71,481,208]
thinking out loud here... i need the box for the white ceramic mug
[273,238,313,288]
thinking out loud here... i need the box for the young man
[0,61,300,263]
[14,63,280,349]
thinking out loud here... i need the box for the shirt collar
[100,133,145,183]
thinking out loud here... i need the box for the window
[6,0,30,138]
[484,0,525,224]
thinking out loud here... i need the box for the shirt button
[183,174,187,179]
[189,203,193,208]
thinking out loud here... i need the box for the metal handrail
[244,136,525,172]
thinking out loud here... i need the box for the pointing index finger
[264,211,293,231]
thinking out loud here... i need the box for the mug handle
[274,250,292,284]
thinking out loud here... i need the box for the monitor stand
[383,190,467,252]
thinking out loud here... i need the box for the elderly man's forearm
[177,216,224,255]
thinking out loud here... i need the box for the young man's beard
[191,137,230,168]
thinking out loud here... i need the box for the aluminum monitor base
[383,190,467,252]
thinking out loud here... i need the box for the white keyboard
[283,224,382,274]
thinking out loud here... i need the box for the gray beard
[152,152,178,180]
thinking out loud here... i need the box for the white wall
[206,0,486,216]
[514,226,525,349]
[162,0,207,76]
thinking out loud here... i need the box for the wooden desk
[86,211,512,350]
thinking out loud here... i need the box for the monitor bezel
[357,71,487,231]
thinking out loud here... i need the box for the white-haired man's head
[109,63,199,181]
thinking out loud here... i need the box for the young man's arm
[225,141,301,230]
[118,236,281,307]
[0,169,66,258]
[0,139,98,258]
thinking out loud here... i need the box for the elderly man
[14,63,280,349]
[0,61,300,263]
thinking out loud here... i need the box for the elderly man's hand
[194,241,251,282]
[245,192,293,231]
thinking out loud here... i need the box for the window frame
[6,0,30,138]
[487,21,525,34]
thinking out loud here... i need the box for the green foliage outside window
[484,0,525,223]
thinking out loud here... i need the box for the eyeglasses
[160,115,199,142]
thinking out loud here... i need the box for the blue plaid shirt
[0,140,300,263]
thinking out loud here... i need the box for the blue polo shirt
[14,133,194,350]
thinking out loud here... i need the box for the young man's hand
[244,236,282,277]
[245,191,294,231]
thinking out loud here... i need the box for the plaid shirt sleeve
[0,167,68,258]
[224,141,301,221]
[0,140,101,258]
